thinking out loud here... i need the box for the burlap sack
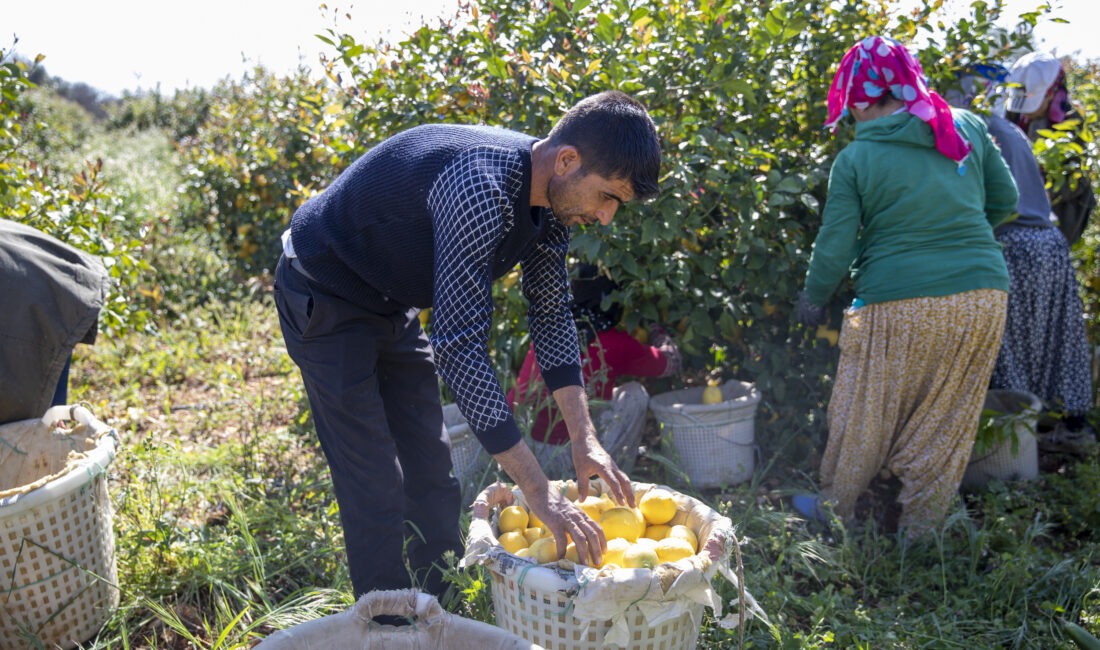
[255,589,544,649]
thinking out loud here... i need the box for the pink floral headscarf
[826,36,971,165]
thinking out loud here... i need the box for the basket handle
[41,404,113,436]
[353,589,445,623]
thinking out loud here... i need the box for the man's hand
[493,440,606,566]
[571,434,635,508]
[524,480,607,567]
[552,385,636,508]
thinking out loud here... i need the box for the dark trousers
[273,254,462,598]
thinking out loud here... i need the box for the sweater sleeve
[521,217,583,392]
[804,153,862,307]
[428,148,523,455]
[972,116,1019,228]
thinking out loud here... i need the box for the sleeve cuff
[540,363,583,393]
[475,418,523,455]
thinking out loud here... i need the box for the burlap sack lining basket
[0,404,120,649]
[254,588,544,649]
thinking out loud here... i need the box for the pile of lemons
[496,487,699,570]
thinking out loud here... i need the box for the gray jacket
[0,219,109,423]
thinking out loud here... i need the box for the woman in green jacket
[794,37,1019,538]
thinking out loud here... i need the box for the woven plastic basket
[648,380,761,488]
[488,567,703,650]
[0,404,120,649]
[463,481,756,650]
[444,403,492,502]
[961,389,1041,489]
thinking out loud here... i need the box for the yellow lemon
[523,527,544,546]
[622,543,659,569]
[701,383,723,405]
[816,324,839,346]
[576,496,607,521]
[599,538,631,568]
[565,542,579,564]
[600,507,643,542]
[639,488,677,525]
[644,524,672,540]
[563,482,580,501]
[528,510,544,529]
[634,537,658,551]
[655,537,695,563]
[529,537,558,564]
[515,547,533,559]
[499,531,529,554]
[667,525,698,553]
[499,505,529,533]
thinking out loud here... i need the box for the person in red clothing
[508,265,681,450]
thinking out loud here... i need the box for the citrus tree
[175,65,357,277]
[315,0,1046,445]
[0,48,152,335]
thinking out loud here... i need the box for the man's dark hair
[547,90,661,200]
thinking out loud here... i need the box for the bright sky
[5,0,459,97]
[4,0,1096,98]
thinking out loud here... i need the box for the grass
[9,129,1100,650]
[53,291,1099,649]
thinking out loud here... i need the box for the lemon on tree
[639,488,677,525]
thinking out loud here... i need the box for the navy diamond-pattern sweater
[290,124,583,454]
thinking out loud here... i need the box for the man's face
[547,168,634,227]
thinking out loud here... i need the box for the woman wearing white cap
[1004,50,1096,245]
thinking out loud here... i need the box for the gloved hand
[796,291,827,328]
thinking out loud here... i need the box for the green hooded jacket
[804,108,1018,307]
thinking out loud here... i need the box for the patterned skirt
[819,289,1007,537]
[990,227,1093,417]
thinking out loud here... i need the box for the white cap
[1005,51,1063,115]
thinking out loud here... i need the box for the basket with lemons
[492,485,702,571]
[461,480,766,649]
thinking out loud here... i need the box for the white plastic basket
[443,403,492,502]
[648,380,761,488]
[488,566,703,650]
[962,389,1041,489]
[0,405,120,649]
[463,481,756,650]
